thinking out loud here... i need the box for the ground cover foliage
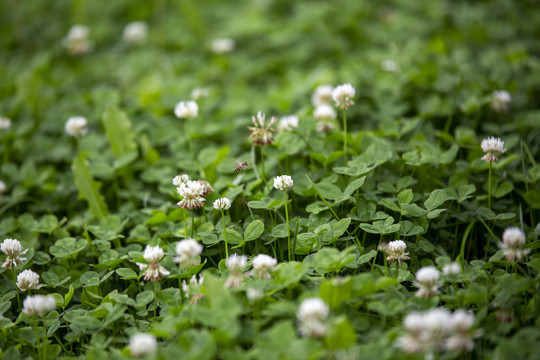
[1,0,540,359]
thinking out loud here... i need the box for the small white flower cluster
[385,240,410,265]
[17,269,42,292]
[65,116,89,138]
[398,308,478,354]
[211,38,235,54]
[175,239,203,267]
[381,59,399,72]
[191,87,209,100]
[1,238,28,269]
[224,253,278,288]
[500,227,529,261]
[213,197,232,211]
[0,117,11,130]
[62,25,93,55]
[122,22,148,44]
[22,295,56,317]
[129,333,158,357]
[177,180,206,210]
[297,298,329,338]
[312,85,334,107]
[273,175,293,191]
[490,90,511,113]
[414,266,441,298]
[182,274,204,304]
[136,245,170,282]
[277,115,299,131]
[248,111,277,146]
[246,288,264,302]
[174,100,198,119]
[251,254,277,279]
[172,174,189,186]
[442,262,461,276]
[332,83,356,109]
[481,137,506,162]
[312,85,337,132]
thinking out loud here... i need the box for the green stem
[183,209,188,239]
[34,318,41,360]
[459,220,475,267]
[259,146,269,189]
[284,191,291,262]
[153,281,158,321]
[221,210,229,258]
[342,110,348,164]
[190,210,195,238]
[488,162,492,210]
[395,261,399,279]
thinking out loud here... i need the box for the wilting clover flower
[251,254,277,279]
[129,333,157,357]
[65,116,89,138]
[273,175,293,191]
[62,25,93,55]
[225,254,248,288]
[500,227,529,261]
[22,295,56,317]
[312,85,334,106]
[213,197,231,210]
[182,274,204,304]
[172,174,189,186]
[381,59,399,72]
[211,38,235,54]
[122,21,148,44]
[136,245,170,282]
[0,117,11,130]
[414,266,441,298]
[442,262,461,276]
[17,269,42,292]
[1,238,28,269]
[248,111,277,146]
[191,87,209,100]
[297,298,329,338]
[277,115,299,131]
[332,83,356,109]
[174,100,198,119]
[490,90,511,113]
[386,240,410,265]
[198,180,214,196]
[481,137,506,162]
[177,180,206,210]
[174,239,203,267]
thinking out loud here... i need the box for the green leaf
[116,267,138,279]
[319,277,353,309]
[65,285,75,307]
[314,182,342,201]
[495,181,514,198]
[101,107,137,158]
[311,247,356,275]
[401,203,427,217]
[424,189,447,211]
[325,316,356,349]
[343,177,366,197]
[72,154,109,220]
[271,223,289,238]
[397,189,413,204]
[80,271,100,287]
[49,238,87,258]
[244,220,264,241]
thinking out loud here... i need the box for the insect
[234,160,249,172]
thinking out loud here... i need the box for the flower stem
[153,281,158,321]
[221,210,229,258]
[183,209,188,239]
[284,191,291,262]
[488,162,492,209]
[259,146,269,189]
[395,261,399,279]
[342,110,348,164]
[190,210,195,238]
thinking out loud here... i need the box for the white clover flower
[442,262,461,276]
[225,254,248,288]
[248,111,277,146]
[500,227,529,261]
[332,83,356,109]
[414,266,441,298]
[198,180,214,196]
[381,59,399,72]
[423,308,453,350]
[136,245,170,282]
[22,295,56,317]
[1,238,28,269]
[314,104,337,121]
[297,298,329,338]
[251,254,277,279]
[122,21,148,44]
[277,115,299,131]
[62,25,93,55]
[246,288,264,302]
[0,117,11,130]
[491,90,511,113]
[0,181,6,195]
[172,174,189,186]
[386,240,410,265]
[182,274,205,304]
[481,137,506,162]
[213,197,231,210]
[17,269,42,292]
[273,175,293,191]
[177,180,206,210]
[312,85,334,106]
[191,87,209,100]
[65,116,89,138]
[174,239,203,267]
[211,38,235,54]
[174,100,198,119]
[129,333,157,357]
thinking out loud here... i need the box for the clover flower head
[248,111,277,146]
[182,274,205,304]
[247,288,264,301]
[0,117,11,130]
[312,85,334,106]
[136,245,170,282]
[297,298,329,338]
[273,175,293,191]
[129,333,157,357]
[172,174,189,186]
[414,266,441,298]
[1,238,28,269]
[386,240,409,265]
[198,180,214,196]
[491,90,511,113]
[65,116,89,138]
[332,83,356,109]
[17,269,42,292]
[123,21,148,44]
[251,254,277,279]
[381,59,399,72]
[225,254,248,288]
[174,239,203,267]
[442,262,461,276]
[0,181,5,195]
[62,25,93,55]
[177,180,206,210]
[22,295,56,317]
[314,104,337,121]
[191,87,209,100]
[481,137,506,162]
[213,197,231,210]
[500,227,529,261]
[174,100,198,119]
[211,38,235,54]
[277,115,299,131]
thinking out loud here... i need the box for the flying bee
[234,160,249,173]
